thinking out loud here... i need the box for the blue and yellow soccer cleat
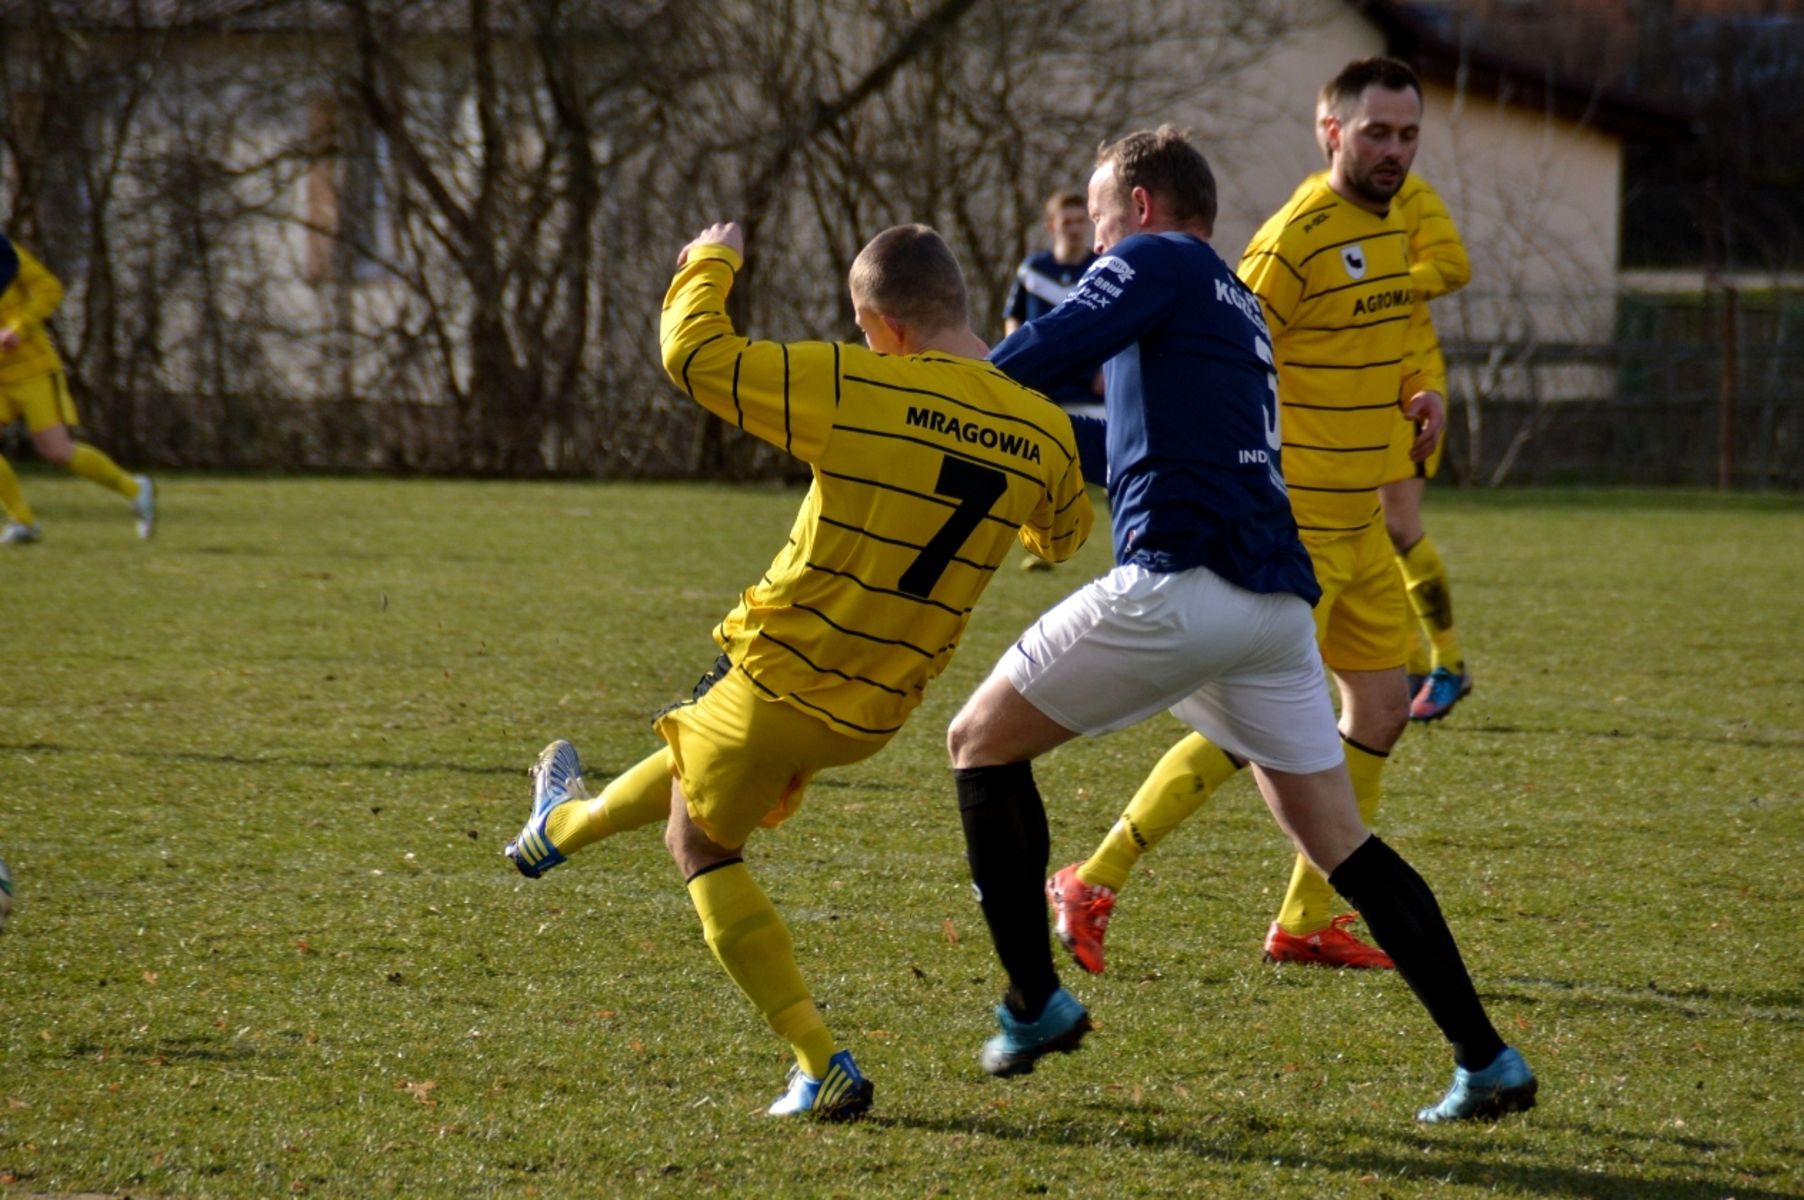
[979,986,1092,1077]
[503,739,590,879]
[1416,1046,1538,1123]
[1409,666,1473,722]
[767,1049,874,1121]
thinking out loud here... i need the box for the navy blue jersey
[1003,249,1100,409]
[990,231,1320,604]
[0,233,16,295]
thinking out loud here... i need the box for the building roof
[1356,0,1698,142]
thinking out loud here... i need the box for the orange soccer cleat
[1046,863,1116,975]
[1263,912,1394,969]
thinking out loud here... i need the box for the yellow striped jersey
[659,244,1093,739]
[0,243,66,385]
[1239,175,1433,537]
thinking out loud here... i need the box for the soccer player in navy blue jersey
[947,125,1536,1123]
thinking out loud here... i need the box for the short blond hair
[848,224,970,334]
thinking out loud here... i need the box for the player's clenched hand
[1403,389,1445,461]
[677,222,745,267]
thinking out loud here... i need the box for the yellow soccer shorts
[653,663,888,849]
[1304,519,1412,674]
[0,371,79,433]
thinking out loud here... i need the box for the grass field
[1,473,1801,1199]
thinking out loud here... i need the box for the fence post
[1717,283,1738,491]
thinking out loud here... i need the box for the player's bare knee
[32,432,74,466]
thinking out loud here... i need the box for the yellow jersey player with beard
[1047,56,1453,978]
[503,221,1091,1122]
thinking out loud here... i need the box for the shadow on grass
[1493,975,1804,1025]
[1444,721,1803,751]
[873,1108,1801,1200]
[0,738,519,778]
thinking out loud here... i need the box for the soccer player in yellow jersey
[1305,92,1476,720]
[0,236,156,545]
[1046,56,1448,975]
[503,221,1092,1120]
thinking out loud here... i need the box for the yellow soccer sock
[544,748,673,854]
[1079,733,1242,892]
[1400,560,1433,678]
[1398,534,1464,673]
[1275,739,1385,935]
[0,456,36,524]
[688,861,835,1078]
[67,443,138,499]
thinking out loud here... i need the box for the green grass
[2,474,1802,1199]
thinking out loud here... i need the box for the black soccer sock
[1328,835,1507,1070]
[955,762,1059,1020]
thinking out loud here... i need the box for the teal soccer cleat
[503,739,590,879]
[1416,1046,1538,1123]
[1409,666,1473,722]
[132,475,157,540]
[979,986,1092,1077]
[767,1049,874,1121]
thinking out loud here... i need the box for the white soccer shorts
[998,562,1345,774]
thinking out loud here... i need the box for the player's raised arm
[658,222,838,464]
[1402,176,1471,301]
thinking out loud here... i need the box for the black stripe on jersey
[832,342,842,410]
[816,513,999,578]
[1297,516,1379,535]
[1301,269,1411,303]
[790,600,938,659]
[805,559,971,619]
[1289,481,1387,493]
[680,333,728,403]
[1298,230,1407,271]
[1283,399,1400,412]
[757,632,911,698]
[1295,313,1412,334]
[836,423,1051,492]
[779,686,904,736]
[1283,200,1338,230]
[731,350,746,429]
[1282,357,1405,372]
[1285,440,1391,454]
[842,373,1077,465]
[1242,247,1305,287]
[819,467,1027,536]
[781,343,793,454]
[680,310,719,324]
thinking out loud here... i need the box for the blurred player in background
[504,221,1091,1122]
[1004,190,1105,570]
[1383,173,1473,722]
[0,234,156,545]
